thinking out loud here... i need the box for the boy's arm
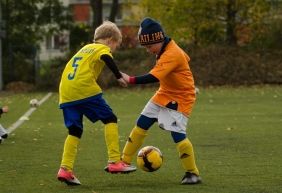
[121,72,159,84]
[100,54,127,87]
[100,54,122,79]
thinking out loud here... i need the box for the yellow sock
[104,123,121,162]
[122,126,148,164]
[61,135,80,171]
[177,138,199,175]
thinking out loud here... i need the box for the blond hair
[93,21,122,43]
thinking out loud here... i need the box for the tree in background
[90,0,102,30]
[1,0,72,85]
[225,0,271,46]
[226,0,237,45]
[2,0,72,50]
[109,0,119,22]
[138,0,276,47]
[90,0,119,30]
[139,0,224,45]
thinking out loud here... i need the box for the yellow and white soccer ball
[137,146,163,172]
[29,99,39,107]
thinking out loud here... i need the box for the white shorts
[141,101,188,134]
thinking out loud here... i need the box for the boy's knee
[68,125,83,138]
[136,115,156,130]
[101,114,117,124]
[171,131,186,143]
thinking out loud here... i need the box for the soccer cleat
[181,172,202,185]
[57,167,81,185]
[104,161,137,174]
[0,136,2,144]
[1,133,8,139]
[0,125,8,139]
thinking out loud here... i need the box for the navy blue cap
[138,18,165,45]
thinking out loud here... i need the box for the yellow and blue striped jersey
[59,43,112,106]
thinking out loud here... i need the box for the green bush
[35,45,282,90]
[37,56,67,90]
[187,46,282,86]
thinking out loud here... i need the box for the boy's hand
[2,106,9,113]
[117,78,128,87]
[120,72,130,83]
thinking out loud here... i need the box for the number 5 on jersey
[68,57,82,80]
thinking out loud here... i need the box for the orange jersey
[150,40,196,116]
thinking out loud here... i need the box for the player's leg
[122,101,158,164]
[122,115,156,164]
[84,96,122,163]
[0,124,8,139]
[84,95,136,173]
[102,115,121,163]
[57,107,82,185]
[157,105,201,184]
[101,116,137,173]
[122,101,160,163]
[171,131,201,184]
[60,125,82,171]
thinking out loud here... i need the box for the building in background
[39,0,139,61]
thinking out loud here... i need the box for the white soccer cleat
[181,172,202,185]
[0,124,8,139]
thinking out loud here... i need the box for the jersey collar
[156,37,171,59]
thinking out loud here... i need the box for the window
[45,34,65,50]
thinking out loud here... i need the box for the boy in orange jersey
[120,18,201,184]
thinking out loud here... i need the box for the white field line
[7,92,53,134]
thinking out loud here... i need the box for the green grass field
[0,86,281,193]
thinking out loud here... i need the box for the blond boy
[57,21,136,186]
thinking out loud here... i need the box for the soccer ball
[29,99,39,107]
[137,146,163,172]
